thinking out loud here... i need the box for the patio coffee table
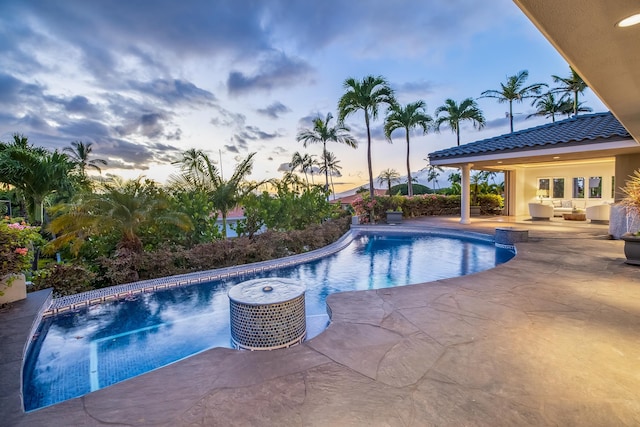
[563,213,586,221]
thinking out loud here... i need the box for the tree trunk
[365,111,375,222]
[406,130,412,197]
[323,143,329,193]
[509,101,514,133]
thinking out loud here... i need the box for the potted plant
[0,218,42,304]
[386,207,403,224]
[619,170,640,264]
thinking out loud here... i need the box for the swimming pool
[23,229,514,410]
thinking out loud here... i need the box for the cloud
[127,79,216,106]
[238,125,279,141]
[210,105,246,128]
[114,112,171,139]
[297,112,323,128]
[271,146,288,155]
[277,162,293,172]
[256,101,291,119]
[0,72,45,104]
[395,80,436,98]
[227,51,313,95]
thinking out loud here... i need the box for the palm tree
[48,177,192,254]
[559,97,593,118]
[319,151,342,199]
[64,141,107,177]
[296,112,357,192]
[481,70,546,133]
[0,136,74,224]
[289,152,314,185]
[377,169,401,194]
[434,98,486,146]
[528,91,566,122]
[303,154,320,185]
[171,150,259,239]
[338,75,395,201]
[426,165,444,191]
[552,67,588,117]
[384,101,433,197]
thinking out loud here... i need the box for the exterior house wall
[513,160,615,216]
[614,153,640,201]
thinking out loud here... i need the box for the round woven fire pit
[228,278,306,350]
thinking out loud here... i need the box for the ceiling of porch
[513,0,640,143]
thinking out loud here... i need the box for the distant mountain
[334,168,456,199]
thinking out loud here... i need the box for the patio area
[2,215,639,426]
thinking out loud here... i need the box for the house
[427,1,640,233]
[428,112,637,218]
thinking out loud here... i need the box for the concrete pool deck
[2,216,639,426]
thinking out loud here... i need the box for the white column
[460,163,473,224]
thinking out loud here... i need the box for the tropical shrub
[30,263,95,297]
[92,216,351,287]
[476,194,504,214]
[237,183,340,235]
[353,194,462,222]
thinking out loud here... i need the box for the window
[573,177,585,198]
[537,178,550,199]
[552,178,565,198]
[589,176,602,198]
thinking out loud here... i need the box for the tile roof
[429,112,631,160]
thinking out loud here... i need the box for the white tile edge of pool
[41,225,509,317]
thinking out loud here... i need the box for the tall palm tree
[338,75,395,200]
[552,67,588,117]
[296,112,357,192]
[48,177,192,255]
[434,98,486,146]
[319,151,342,199]
[481,70,546,133]
[64,141,107,177]
[171,150,259,239]
[377,169,401,194]
[384,101,433,196]
[527,91,566,122]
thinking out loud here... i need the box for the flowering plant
[0,217,43,278]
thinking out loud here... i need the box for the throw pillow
[561,200,572,208]
[552,200,562,207]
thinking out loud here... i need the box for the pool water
[23,231,514,410]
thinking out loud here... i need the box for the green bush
[476,194,504,214]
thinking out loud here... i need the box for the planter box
[621,233,640,265]
[470,206,481,216]
[386,211,403,224]
[0,273,27,304]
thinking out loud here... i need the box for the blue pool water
[23,231,514,410]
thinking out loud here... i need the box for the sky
[0,0,607,192]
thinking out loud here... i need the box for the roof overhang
[513,0,640,142]
[431,138,640,170]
